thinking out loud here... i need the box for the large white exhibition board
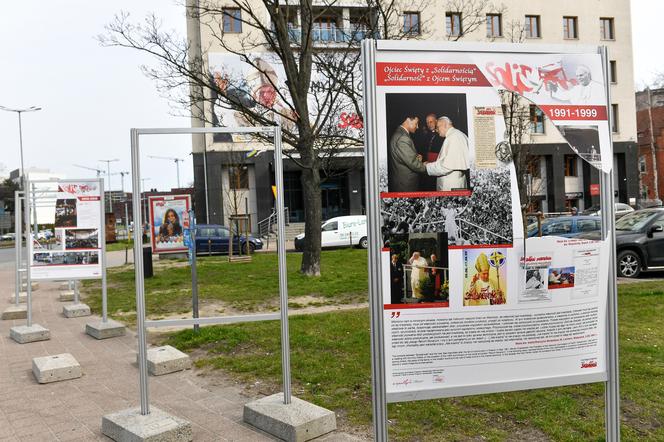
[368,44,612,402]
[30,180,103,280]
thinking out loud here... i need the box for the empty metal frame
[130,125,291,416]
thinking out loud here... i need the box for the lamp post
[0,105,42,189]
[99,159,119,213]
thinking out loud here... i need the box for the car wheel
[617,250,641,278]
[243,242,255,254]
[359,236,368,249]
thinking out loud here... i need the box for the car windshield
[615,211,659,231]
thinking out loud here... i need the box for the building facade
[635,87,664,204]
[187,0,639,228]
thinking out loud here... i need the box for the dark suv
[580,209,664,278]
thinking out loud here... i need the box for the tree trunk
[300,165,322,276]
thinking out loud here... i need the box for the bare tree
[99,0,437,276]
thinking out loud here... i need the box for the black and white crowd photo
[381,167,513,246]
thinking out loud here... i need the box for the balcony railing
[286,26,373,44]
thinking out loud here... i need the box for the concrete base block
[21,281,39,291]
[7,292,28,303]
[10,324,51,344]
[86,319,126,340]
[139,345,191,376]
[59,290,75,302]
[32,353,82,384]
[243,393,337,442]
[59,281,71,289]
[63,303,91,318]
[2,305,27,320]
[101,406,192,442]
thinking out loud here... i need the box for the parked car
[526,215,601,238]
[294,215,367,251]
[578,208,664,278]
[0,233,15,241]
[194,224,263,255]
[582,203,634,219]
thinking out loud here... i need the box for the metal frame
[14,191,24,306]
[361,39,620,440]
[130,125,291,416]
[25,178,109,323]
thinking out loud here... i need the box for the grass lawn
[105,240,134,252]
[83,248,368,323]
[163,280,664,441]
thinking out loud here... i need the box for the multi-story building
[635,87,664,205]
[187,0,638,229]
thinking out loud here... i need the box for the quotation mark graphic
[390,312,401,318]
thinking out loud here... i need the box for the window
[403,12,420,36]
[639,155,647,173]
[322,221,338,232]
[229,165,249,189]
[446,12,462,37]
[530,105,545,134]
[314,16,339,42]
[609,60,617,83]
[486,14,502,37]
[217,227,230,238]
[600,17,615,40]
[222,8,242,33]
[563,16,578,39]
[525,15,541,38]
[543,220,572,235]
[577,219,600,232]
[564,155,578,177]
[611,103,619,133]
[527,156,541,178]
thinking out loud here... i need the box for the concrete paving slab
[2,305,27,320]
[63,303,91,318]
[244,393,337,442]
[86,319,126,340]
[32,353,82,384]
[10,324,51,344]
[101,406,192,441]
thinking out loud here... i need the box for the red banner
[539,105,608,121]
[376,63,490,87]
[590,184,600,196]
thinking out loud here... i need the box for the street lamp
[99,158,119,213]
[0,105,42,189]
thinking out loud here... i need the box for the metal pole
[274,124,292,404]
[131,129,150,415]
[74,280,80,304]
[203,146,210,223]
[100,178,109,323]
[31,183,38,235]
[600,46,620,442]
[124,200,129,265]
[362,39,389,442]
[17,111,25,186]
[176,160,181,189]
[14,191,22,305]
[190,210,199,333]
[24,178,33,328]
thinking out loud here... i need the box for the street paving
[0,264,363,441]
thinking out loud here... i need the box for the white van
[294,215,367,250]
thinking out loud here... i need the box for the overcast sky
[0,0,662,193]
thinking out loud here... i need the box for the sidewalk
[0,265,365,441]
